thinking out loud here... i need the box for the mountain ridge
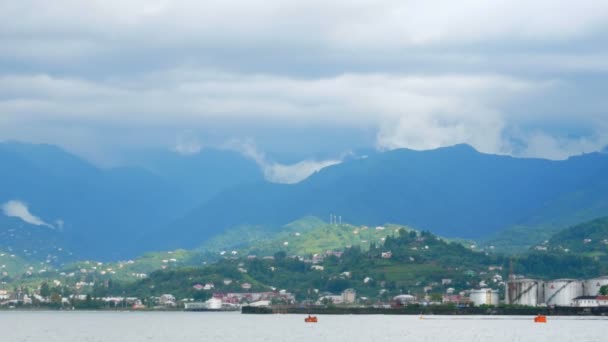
[157,144,608,249]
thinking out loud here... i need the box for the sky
[1,0,608,181]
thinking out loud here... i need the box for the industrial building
[506,276,608,307]
[584,276,608,296]
[506,279,544,306]
[469,289,500,306]
[545,279,583,307]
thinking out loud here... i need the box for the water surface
[1,312,605,342]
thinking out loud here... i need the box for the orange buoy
[534,315,547,323]
[305,315,318,323]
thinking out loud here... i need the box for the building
[318,295,344,305]
[545,279,583,307]
[248,300,271,307]
[159,294,176,307]
[469,289,500,306]
[342,289,356,304]
[442,294,470,305]
[506,279,545,306]
[573,296,600,307]
[393,294,417,305]
[505,277,608,307]
[573,295,608,308]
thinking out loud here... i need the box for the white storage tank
[544,279,583,307]
[584,276,608,296]
[205,297,222,310]
[469,289,500,306]
[506,279,544,306]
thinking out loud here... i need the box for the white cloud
[226,140,342,184]
[1,69,605,162]
[263,159,342,184]
[517,131,608,160]
[2,200,54,228]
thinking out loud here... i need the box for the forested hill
[159,145,608,249]
[543,217,608,256]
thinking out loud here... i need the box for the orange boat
[534,315,547,323]
[305,315,318,323]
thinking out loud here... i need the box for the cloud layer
[1,0,607,166]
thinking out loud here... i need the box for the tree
[40,282,50,298]
[274,251,287,260]
[600,285,608,296]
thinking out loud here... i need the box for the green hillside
[196,217,412,257]
[544,217,608,257]
[121,228,502,300]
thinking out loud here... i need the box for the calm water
[0,311,606,342]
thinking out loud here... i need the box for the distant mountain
[5,141,608,260]
[0,142,189,259]
[127,149,264,203]
[158,145,608,249]
[0,142,264,260]
[0,214,69,262]
[483,166,608,253]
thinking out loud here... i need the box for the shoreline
[242,305,608,316]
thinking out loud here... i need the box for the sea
[0,311,605,342]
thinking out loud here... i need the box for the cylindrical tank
[205,297,222,310]
[506,279,544,306]
[469,289,500,306]
[544,279,583,307]
[584,276,608,296]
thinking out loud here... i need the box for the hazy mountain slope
[483,165,608,253]
[0,142,189,259]
[0,215,70,263]
[160,145,608,249]
[127,149,264,203]
[0,142,270,260]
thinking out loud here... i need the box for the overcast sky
[1,0,608,178]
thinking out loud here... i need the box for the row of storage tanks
[506,276,608,307]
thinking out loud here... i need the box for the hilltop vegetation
[544,217,608,257]
[119,228,502,300]
[221,222,407,257]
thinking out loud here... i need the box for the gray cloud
[1,0,607,169]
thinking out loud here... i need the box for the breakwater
[242,305,608,316]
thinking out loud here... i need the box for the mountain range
[0,142,261,259]
[2,141,608,260]
[156,144,608,250]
